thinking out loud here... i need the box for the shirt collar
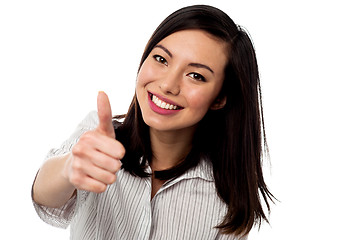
[180,157,214,182]
[143,156,214,182]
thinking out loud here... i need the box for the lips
[148,91,183,114]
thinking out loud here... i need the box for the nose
[159,70,181,95]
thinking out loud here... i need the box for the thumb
[96,91,115,138]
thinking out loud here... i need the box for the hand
[63,91,125,193]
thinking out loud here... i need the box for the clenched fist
[63,91,125,193]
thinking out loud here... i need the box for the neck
[149,127,196,171]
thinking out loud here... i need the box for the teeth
[152,94,178,110]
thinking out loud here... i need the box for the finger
[84,178,107,193]
[78,131,125,159]
[88,149,122,173]
[72,174,108,193]
[97,91,115,138]
[82,162,117,186]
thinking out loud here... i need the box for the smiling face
[136,29,228,134]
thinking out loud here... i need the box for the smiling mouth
[149,92,183,110]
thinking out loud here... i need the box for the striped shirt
[33,112,247,239]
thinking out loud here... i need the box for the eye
[188,72,206,82]
[153,55,168,66]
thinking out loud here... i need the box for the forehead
[155,29,229,72]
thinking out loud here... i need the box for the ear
[210,96,227,110]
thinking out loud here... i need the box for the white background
[1,0,360,239]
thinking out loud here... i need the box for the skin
[32,30,228,207]
[136,29,228,196]
[33,92,124,207]
[136,29,228,134]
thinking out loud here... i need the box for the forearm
[32,153,76,208]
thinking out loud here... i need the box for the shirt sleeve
[216,234,248,240]
[32,111,98,229]
[216,231,248,240]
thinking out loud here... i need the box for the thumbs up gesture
[96,91,116,138]
[63,92,125,193]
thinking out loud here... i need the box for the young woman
[32,4,274,239]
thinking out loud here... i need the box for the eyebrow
[154,44,173,58]
[188,63,214,74]
[154,44,214,74]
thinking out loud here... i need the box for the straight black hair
[113,4,274,237]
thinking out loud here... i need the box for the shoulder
[77,111,99,129]
[68,111,99,141]
[44,111,99,159]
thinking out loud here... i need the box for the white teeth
[151,94,178,110]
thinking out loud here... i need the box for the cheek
[186,87,217,111]
[136,60,156,88]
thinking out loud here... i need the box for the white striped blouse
[33,112,247,240]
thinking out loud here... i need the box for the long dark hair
[113,4,274,237]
